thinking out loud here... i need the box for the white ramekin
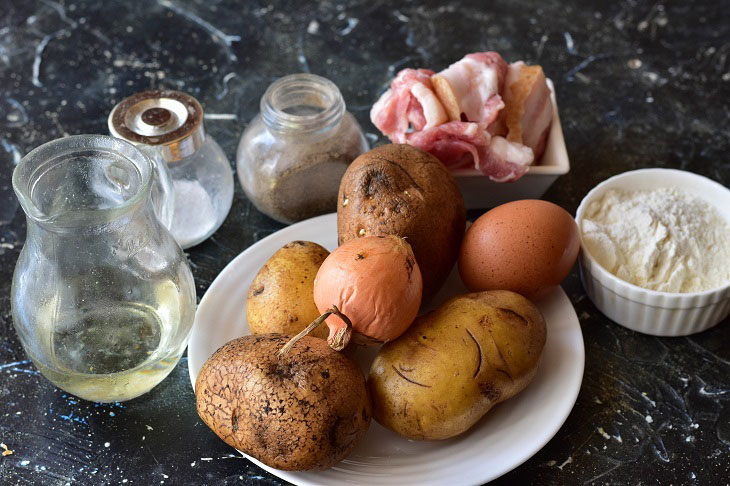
[575,168,730,336]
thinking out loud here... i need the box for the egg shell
[458,200,580,299]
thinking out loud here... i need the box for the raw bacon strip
[502,61,553,159]
[406,122,533,182]
[370,69,448,143]
[406,121,490,170]
[369,89,409,144]
[431,52,508,127]
[479,136,533,182]
[410,83,446,130]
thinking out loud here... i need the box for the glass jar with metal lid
[236,73,369,224]
[109,90,234,249]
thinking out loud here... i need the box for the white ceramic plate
[188,213,585,486]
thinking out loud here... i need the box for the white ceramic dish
[576,168,730,336]
[187,213,585,486]
[452,79,570,209]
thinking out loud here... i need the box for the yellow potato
[368,290,546,440]
[246,241,329,339]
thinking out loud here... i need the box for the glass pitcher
[11,135,197,402]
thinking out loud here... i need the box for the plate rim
[187,213,585,486]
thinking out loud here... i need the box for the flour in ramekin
[581,187,730,293]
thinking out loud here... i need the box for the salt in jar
[109,90,234,249]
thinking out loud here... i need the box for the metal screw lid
[108,90,205,162]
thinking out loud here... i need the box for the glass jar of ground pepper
[236,73,368,224]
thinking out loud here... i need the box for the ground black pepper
[252,113,367,223]
[236,74,368,224]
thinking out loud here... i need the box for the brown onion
[280,235,422,356]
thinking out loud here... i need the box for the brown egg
[458,200,580,299]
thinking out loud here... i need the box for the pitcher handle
[140,146,175,230]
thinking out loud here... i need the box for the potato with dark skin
[196,334,372,470]
[337,144,466,300]
[368,290,546,440]
[247,241,329,340]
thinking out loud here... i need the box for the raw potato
[247,241,329,340]
[338,144,466,300]
[368,290,546,440]
[196,334,372,470]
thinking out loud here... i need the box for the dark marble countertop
[1,0,729,484]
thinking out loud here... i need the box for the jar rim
[12,135,154,228]
[260,73,345,135]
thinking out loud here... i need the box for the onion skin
[313,235,423,344]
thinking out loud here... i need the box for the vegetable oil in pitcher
[11,136,196,402]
